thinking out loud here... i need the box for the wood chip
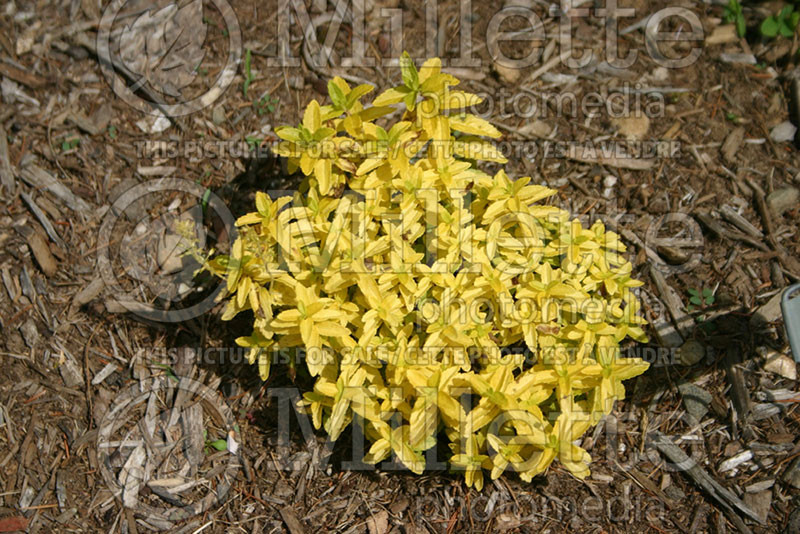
[706,24,738,45]
[762,352,796,380]
[23,229,58,277]
[517,120,552,139]
[125,508,139,534]
[18,164,91,212]
[718,450,753,473]
[68,111,100,136]
[688,503,709,532]
[695,212,769,252]
[766,187,799,218]
[567,146,655,170]
[761,389,800,402]
[749,181,800,277]
[717,206,763,240]
[0,516,29,533]
[279,507,306,534]
[679,381,712,421]
[104,298,156,315]
[750,403,781,420]
[137,166,177,176]
[181,403,205,470]
[745,479,774,493]
[366,510,389,534]
[719,53,757,65]
[58,348,84,389]
[527,48,573,83]
[91,361,119,385]
[55,470,68,511]
[612,115,650,141]
[626,467,676,509]
[751,293,783,328]
[72,276,104,307]
[783,457,800,489]
[147,477,186,488]
[0,125,14,194]
[442,67,485,81]
[783,506,800,534]
[650,301,685,347]
[493,62,520,84]
[742,491,772,523]
[68,104,113,136]
[720,127,745,165]
[0,61,47,88]
[120,444,146,508]
[724,346,753,440]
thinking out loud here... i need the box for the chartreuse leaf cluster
[206,53,650,489]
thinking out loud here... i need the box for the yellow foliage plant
[206,53,650,489]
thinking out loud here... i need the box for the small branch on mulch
[20,192,66,249]
[566,148,655,170]
[717,206,764,241]
[746,177,800,281]
[649,265,694,341]
[299,12,374,87]
[695,211,769,252]
[651,431,763,532]
[723,345,754,442]
[68,32,186,133]
[0,60,48,89]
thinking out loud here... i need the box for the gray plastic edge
[782,283,800,363]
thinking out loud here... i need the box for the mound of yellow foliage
[207,53,649,489]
